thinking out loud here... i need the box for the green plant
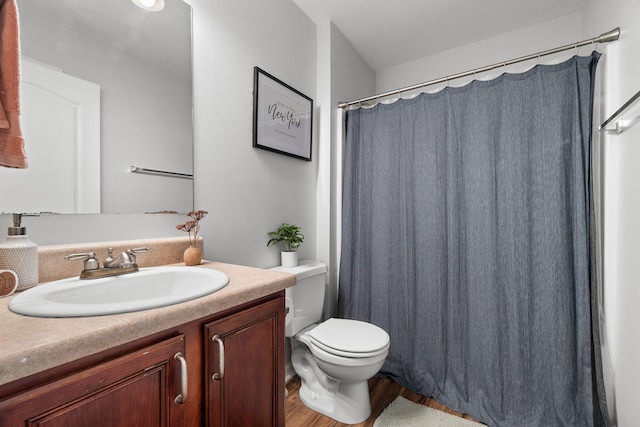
[267,223,304,252]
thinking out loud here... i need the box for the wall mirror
[0,0,193,214]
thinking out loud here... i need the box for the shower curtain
[339,52,601,427]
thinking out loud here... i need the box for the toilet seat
[308,339,389,367]
[308,318,390,358]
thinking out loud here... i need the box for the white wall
[189,0,318,268]
[582,1,640,425]
[316,20,375,318]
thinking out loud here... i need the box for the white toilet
[271,260,390,424]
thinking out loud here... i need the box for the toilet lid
[308,318,389,357]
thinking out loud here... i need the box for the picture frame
[253,67,313,161]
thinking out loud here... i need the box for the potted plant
[267,223,304,267]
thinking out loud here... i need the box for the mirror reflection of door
[0,58,100,214]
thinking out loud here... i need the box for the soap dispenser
[0,213,38,290]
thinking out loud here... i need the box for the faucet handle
[64,252,100,271]
[128,247,149,254]
[126,247,149,264]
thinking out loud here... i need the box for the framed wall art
[252,67,313,161]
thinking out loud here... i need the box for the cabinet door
[0,334,187,427]
[205,296,284,427]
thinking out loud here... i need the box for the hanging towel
[0,0,27,168]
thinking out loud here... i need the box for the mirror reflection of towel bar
[130,166,193,180]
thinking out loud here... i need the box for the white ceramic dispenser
[0,213,38,290]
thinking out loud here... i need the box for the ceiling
[20,0,586,79]
[18,0,191,79]
[292,0,585,71]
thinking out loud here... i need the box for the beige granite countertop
[0,261,295,386]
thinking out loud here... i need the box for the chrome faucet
[65,247,149,279]
[104,247,148,269]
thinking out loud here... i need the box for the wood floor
[285,377,483,426]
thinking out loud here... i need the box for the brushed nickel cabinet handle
[174,352,188,404]
[211,335,225,380]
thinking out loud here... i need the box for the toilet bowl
[271,261,390,424]
[292,319,390,423]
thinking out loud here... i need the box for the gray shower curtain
[339,52,601,427]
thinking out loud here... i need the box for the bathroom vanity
[0,261,295,426]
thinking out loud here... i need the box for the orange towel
[0,0,27,168]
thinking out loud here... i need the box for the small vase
[184,245,202,266]
[281,251,298,268]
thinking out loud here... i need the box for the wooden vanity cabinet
[0,292,285,427]
[0,334,187,427]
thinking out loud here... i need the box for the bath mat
[373,396,485,427]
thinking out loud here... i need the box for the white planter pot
[281,251,298,268]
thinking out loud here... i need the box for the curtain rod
[338,27,620,109]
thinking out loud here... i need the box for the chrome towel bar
[130,165,193,180]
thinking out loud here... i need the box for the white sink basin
[9,266,229,318]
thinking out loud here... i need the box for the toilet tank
[270,260,327,337]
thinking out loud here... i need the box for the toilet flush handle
[211,335,225,380]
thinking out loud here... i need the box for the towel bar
[130,165,193,180]
[599,89,640,133]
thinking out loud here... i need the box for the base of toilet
[298,376,371,424]
[291,342,376,424]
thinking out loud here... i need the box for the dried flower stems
[176,210,208,246]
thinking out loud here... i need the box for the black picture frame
[252,67,313,161]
